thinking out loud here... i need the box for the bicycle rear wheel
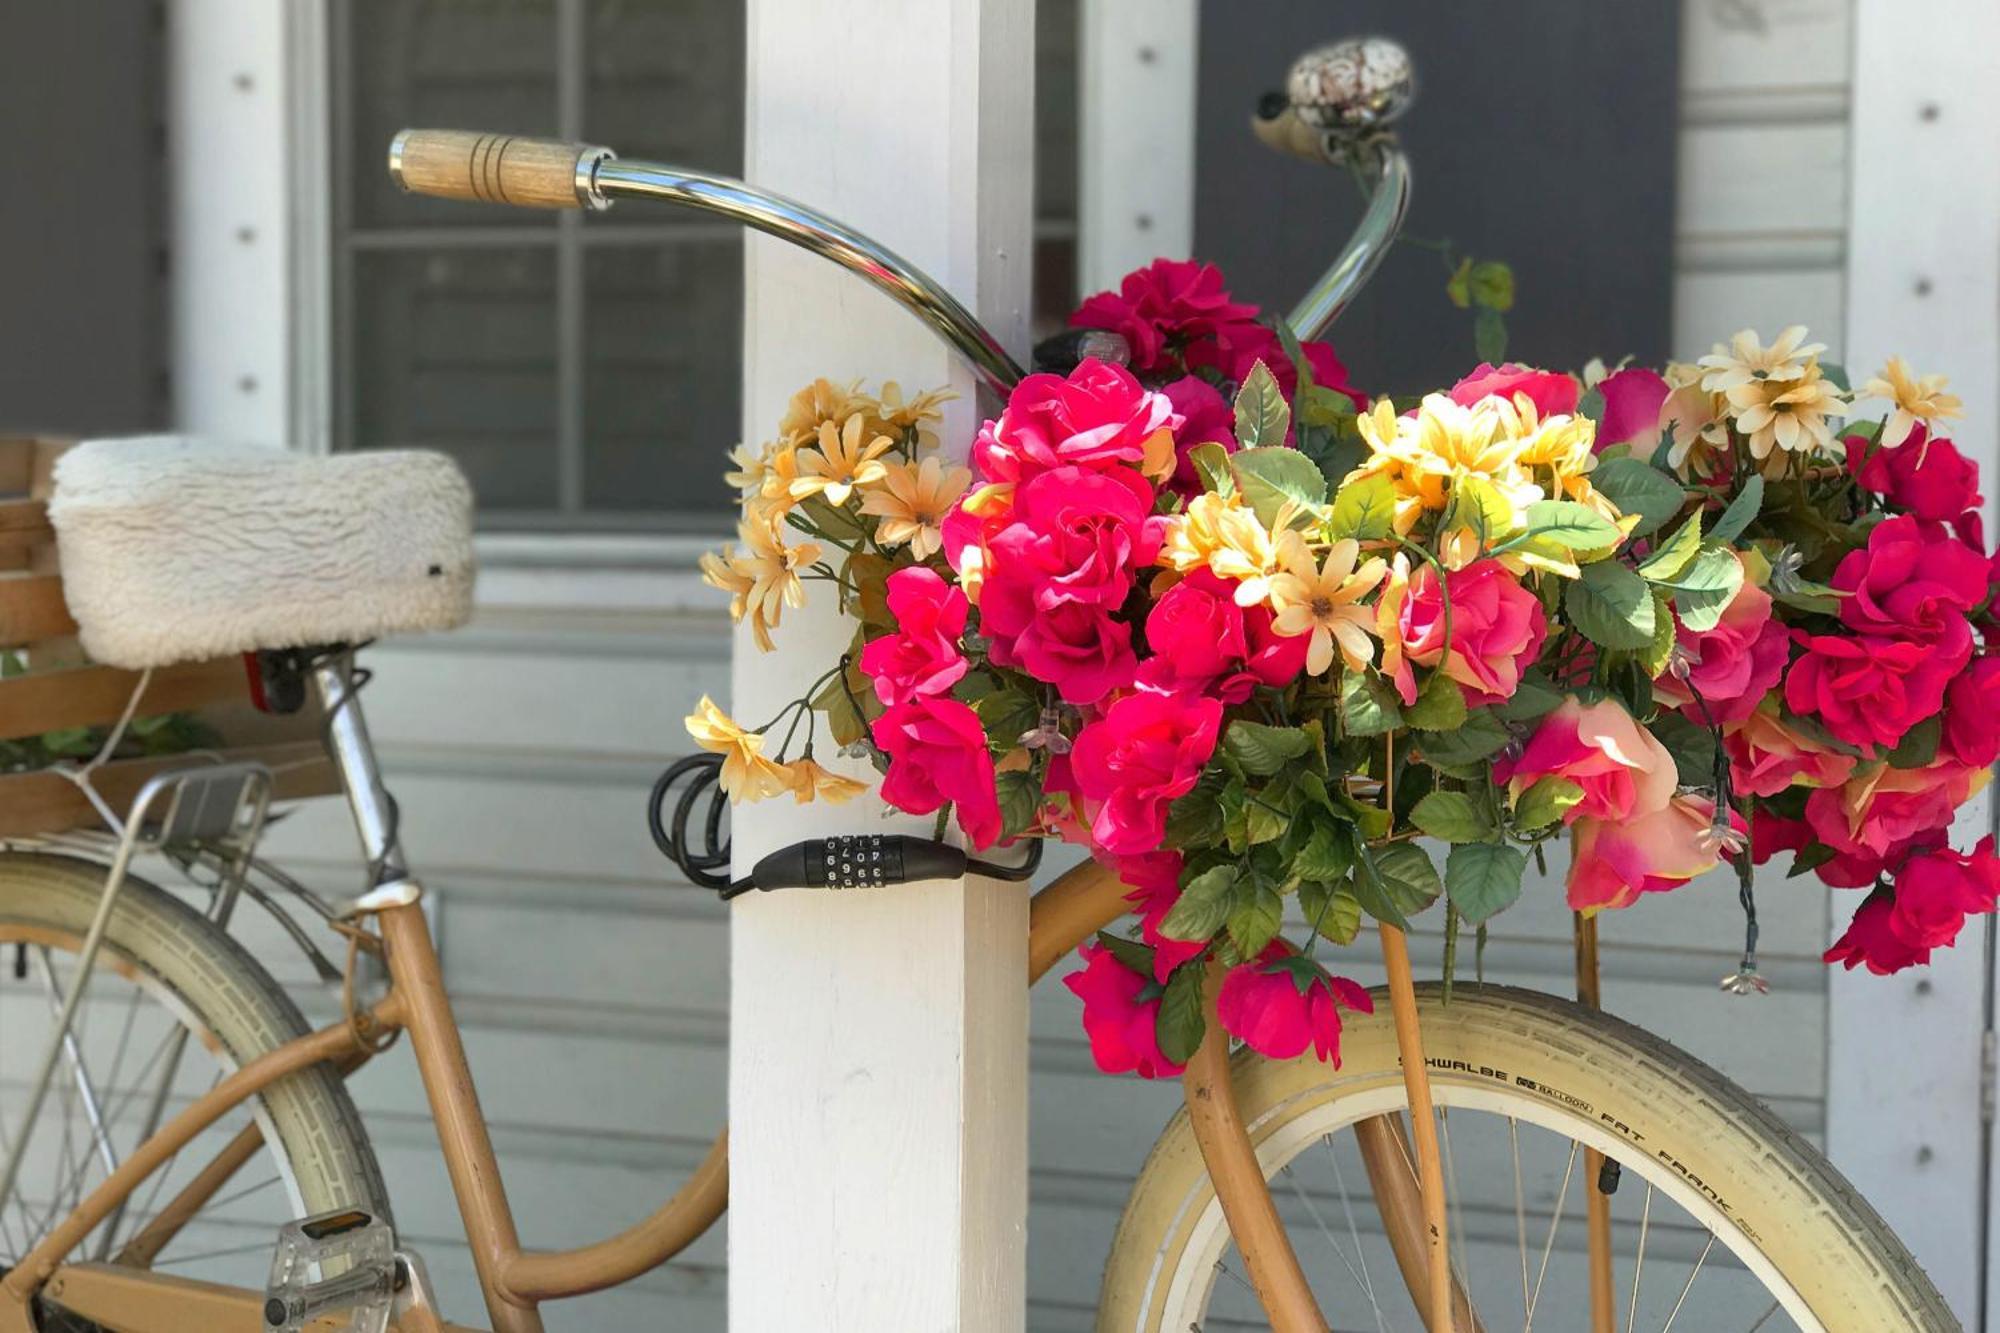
[1100,984,1954,1332]
[0,852,390,1318]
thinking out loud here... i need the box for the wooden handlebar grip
[388,129,614,211]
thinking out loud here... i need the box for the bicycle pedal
[264,1208,397,1333]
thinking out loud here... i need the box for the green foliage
[1221,720,1312,775]
[1298,878,1363,945]
[1566,559,1657,650]
[1637,512,1702,581]
[1233,360,1291,449]
[1189,441,1234,496]
[1164,771,1228,848]
[1493,673,1564,724]
[1708,474,1764,544]
[972,688,1040,754]
[1590,458,1686,537]
[1094,930,1156,977]
[1226,878,1285,957]
[1507,500,1623,552]
[1326,474,1399,542]
[1655,547,1743,633]
[1341,670,1404,737]
[1887,716,1941,769]
[994,769,1041,840]
[1648,712,1717,789]
[1409,790,1495,843]
[1403,673,1468,731]
[1445,841,1528,925]
[1364,842,1444,926]
[1473,308,1508,363]
[1231,447,1326,529]
[1159,864,1239,941]
[1513,776,1584,831]
[1155,963,1208,1064]
[1414,710,1512,766]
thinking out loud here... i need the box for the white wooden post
[1832,1,2000,1320]
[1077,0,1198,293]
[730,2,1033,1329]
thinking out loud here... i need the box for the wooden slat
[0,499,52,553]
[0,573,76,647]
[0,741,338,839]
[0,656,251,743]
[0,437,73,500]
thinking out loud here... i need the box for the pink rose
[1749,810,1812,866]
[999,602,1138,707]
[1494,697,1676,823]
[1240,599,1312,692]
[1830,514,1986,649]
[1889,837,2000,950]
[1653,563,1789,725]
[1803,760,1985,863]
[1115,851,1206,982]
[1137,569,1248,694]
[1161,376,1235,500]
[1783,632,1960,751]
[872,696,1002,849]
[1448,362,1580,418]
[1396,559,1549,706]
[1594,367,1672,451]
[1846,426,1985,527]
[1825,892,1931,975]
[1943,655,2000,767]
[971,359,1179,484]
[1568,796,1739,912]
[858,567,969,707]
[1187,327,1363,408]
[1723,702,1857,797]
[1069,690,1224,855]
[1217,941,1372,1064]
[1062,941,1185,1078]
[1070,259,1260,374]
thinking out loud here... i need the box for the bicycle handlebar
[388,36,1418,392]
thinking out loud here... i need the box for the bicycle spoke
[1510,1116,1529,1326]
[1437,1106,1477,1317]
[1282,1160,1387,1333]
[1523,1139,1581,1332]
[1625,1182,1654,1332]
[152,1237,279,1268]
[1323,1133,1392,1333]
[35,948,119,1178]
[1658,1234,1715,1332]
[1744,1301,1783,1332]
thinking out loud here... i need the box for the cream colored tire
[1099,984,1954,1332]
[0,853,391,1282]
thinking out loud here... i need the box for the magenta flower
[1594,367,1672,451]
[1889,837,2000,950]
[1653,563,1788,725]
[858,567,969,707]
[1829,513,1986,648]
[1826,892,1932,975]
[1062,941,1185,1079]
[1068,690,1223,856]
[871,696,1002,849]
[1217,942,1372,1064]
[970,359,1178,485]
[1070,259,1260,374]
[1494,697,1677,824]
[1723,702,1856,798]
[1846,426,1985,527]
[1114,851,1207,983]
[1161,376,1235,500]
[1783,631,1959,751]
[1803,761,1983,863]
[1567,796,1739,912]
[1395,559,1548,706]
[1447,362,1580,419]
[1943,655,2000,768]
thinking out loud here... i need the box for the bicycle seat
[47,436,475,669]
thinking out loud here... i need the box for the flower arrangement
[689,256,1995,1079]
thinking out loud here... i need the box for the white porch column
[1832,0,2000,1321]
[730,2,1034,1330]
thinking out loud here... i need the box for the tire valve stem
[1597,1157,1622,1196]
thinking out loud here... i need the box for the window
[332,0,1079,530]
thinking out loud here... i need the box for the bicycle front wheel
[1100,984,1953,1332]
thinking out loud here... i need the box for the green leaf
[1887,715,1941,769]
[1468,261,1516,312]
[1231,446,1326,529]
[1473,307,1508,363]
[1154,963,1208,1065]
[1159,865,1238,942]
[1403,673,1468,731]
[1590,458,1686,538]
[1445,256,1473,309]
[1513,775,1584,831]
[1565,560,1657,650]
[1649,712,1717,789]
[1638,591,1677,677]
[1326,473,1399,542]
[1244,795,1289,846]
[1223,720,1312,776]
[1094,930,1156,977]
[1342,670,1403,737]
[1164,772,1227,849]
[1637,511,1703,582]
[1443,474,1517,549]
[1658,547,1743,633]
[1189,441,1235,497]
[1414,709,1512,766]
[1294,820,1356,883]
[994,769,1041,839]
[1233,360,1291,449]
[1493,673,1564,724]
[973,689,1041,753]
[1410,791,1495,844]
[1226,881,1285,957]
[1512,499,1624,551]
[1445,842,1528,925]
[1298,879,1364,945]
[1577,387,1606,425]
[1708,475,1765,545]
[811,661,871,748]
[1788,841,1838,878]
[1374,842,1444,914]
[1819,361,1851,392]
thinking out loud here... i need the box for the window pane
[352,248,559,513]
[585,0,743,174]
[348,0,559,230]
[582,241,741,515]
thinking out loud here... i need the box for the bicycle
[0,35,1956,1333]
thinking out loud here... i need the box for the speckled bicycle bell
[1286,36,1416,135]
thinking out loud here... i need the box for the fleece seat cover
[48,436,475,669]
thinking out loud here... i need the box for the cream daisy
[1266,533,1388,675]
[1863,356,1963,451]
[858,455,972,559]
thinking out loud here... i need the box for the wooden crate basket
[0,436,341,838]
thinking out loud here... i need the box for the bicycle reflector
[647,753,1040,899]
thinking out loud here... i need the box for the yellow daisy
[1266,533,1387,675]
[1863,356,1963,451]
[858,455,972,560]
[792,415,895,507]
[782,755,870,804]
[701,517,822,651]
[684,696,792,801]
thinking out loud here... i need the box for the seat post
[310,651,408,884]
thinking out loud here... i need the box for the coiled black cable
[648,752,734,890]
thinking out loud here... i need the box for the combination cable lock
[648,752,1040,899]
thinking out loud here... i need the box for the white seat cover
[48,436,475,669]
